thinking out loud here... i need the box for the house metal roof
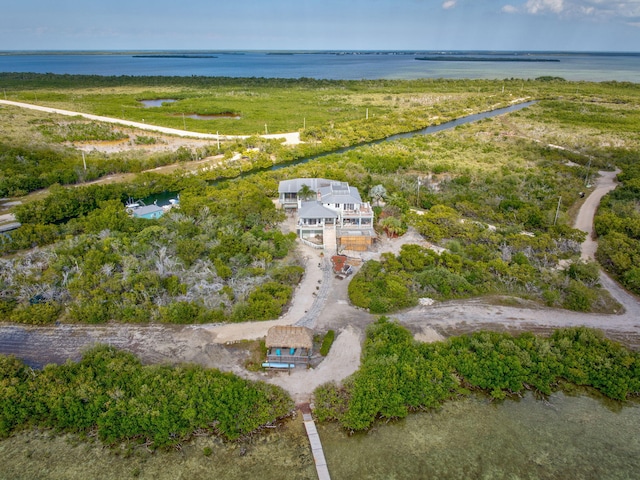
[319,182,362,205]
[298,201,338,219]
[278,178,332,194]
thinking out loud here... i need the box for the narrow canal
[242,101,536,176]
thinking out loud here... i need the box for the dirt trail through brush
[1,170,639,403]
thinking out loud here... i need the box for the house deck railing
[342,208,373,216]
[267,354,311,364]
[300,238,325,249]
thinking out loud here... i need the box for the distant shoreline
[0,51,637,82]
[132,55,218,59]
[415,56,560,62]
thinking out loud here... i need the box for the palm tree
[297,184,316,202]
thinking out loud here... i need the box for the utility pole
[416,178,421,207]
[585,157,592,186]
[366,108,369,120]
[554,196,562,225]
[303,117,306,130]
[265,124,268,134]
[216,131,220,150]
[82,152,87,171]
[182,113,187,130]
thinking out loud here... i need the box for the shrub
[320,330,336,356]
[8,303,62,325]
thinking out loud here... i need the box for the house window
[345,203,354,210]
[335,203,340,208]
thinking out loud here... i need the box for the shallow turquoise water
[319,392,640,480]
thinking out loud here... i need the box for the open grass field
[6,73,637,138]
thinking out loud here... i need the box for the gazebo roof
[265,326,313,349]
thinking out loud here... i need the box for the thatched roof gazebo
[264,326,313,367]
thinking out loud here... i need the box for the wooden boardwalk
[303,412,331,480]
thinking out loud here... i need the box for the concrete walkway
[0,99,301,145]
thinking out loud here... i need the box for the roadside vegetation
[314,318,640,431]
[0,76,639,324]
[594,158,640,296]
[0,345,293,448]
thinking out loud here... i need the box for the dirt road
[0,99,302,145]
[0,170,638,402]
[395,169,640,347]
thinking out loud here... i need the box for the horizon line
[1,49,640,55]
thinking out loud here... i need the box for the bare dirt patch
[1,169,640,406]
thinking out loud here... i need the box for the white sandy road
[2,97,636,402]
[0,170,639,402]
[0,99,302,145]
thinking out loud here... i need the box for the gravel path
[295,256,333,328]
[395,169,640,348]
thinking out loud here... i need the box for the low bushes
[314,318,640,431]
[0,346,294,446]
[320,330,336,356]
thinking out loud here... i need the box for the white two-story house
[278,178,376,252]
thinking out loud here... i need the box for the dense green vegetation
[314,318,640,431]
[348,234,610,313]
[0,345,293,447]
[1,174,303,325]
[320,330,336,356]
[0,73,534,136]
[1,76,639,323]
[594,156,640,295]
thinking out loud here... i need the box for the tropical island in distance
[415,55,560,62]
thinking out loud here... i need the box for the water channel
[145,100,536,203]
[267,100,537,173]
[2,99,639,478]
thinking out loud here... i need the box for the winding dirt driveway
[0,99,301,145]
[395,169,640,348]
[0,169,639,403]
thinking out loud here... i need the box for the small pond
[184,113,241,120]
[140,98,177,108]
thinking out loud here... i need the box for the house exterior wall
[280,178,376,251]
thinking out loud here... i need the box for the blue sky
[1,0,639,52]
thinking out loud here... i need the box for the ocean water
[0,393,637,479]
[320,392,640,480]
[0,51,638,82]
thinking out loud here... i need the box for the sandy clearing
[0,99,302,145]
[265,326,362,403]
[1,169,639,403]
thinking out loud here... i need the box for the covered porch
[264,326,314,366]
